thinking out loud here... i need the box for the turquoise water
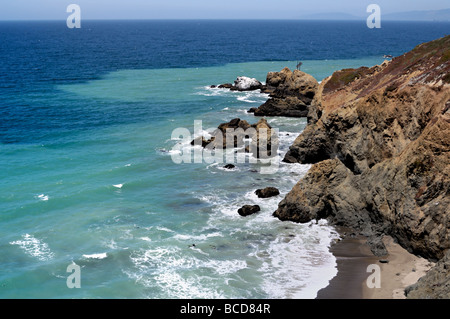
[1,57,386,298]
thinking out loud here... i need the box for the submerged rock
[218,83,233,89]
[255,187,280,198]
[238,205,261,217]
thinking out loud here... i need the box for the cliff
[272,35,450,295]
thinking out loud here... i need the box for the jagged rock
[215,77,263,92]
[273,159,374,230]
[238,205,261,217]
[259,85,273,94]
[217,118,251,132]
[367,236,388,257]
[193,118,278,159]
[254,96,310,117]
[266,67,292,89]
[234,76,263,91]
[253,68,319,117]
[218,83,233,89]
[405,250,450,299]
[190,136,213,148]
[274,35,450,261]
[255,187,280,198]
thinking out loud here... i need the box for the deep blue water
[1,20,449,144]
[0,20,449,299]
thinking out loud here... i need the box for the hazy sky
[0,0,449,20]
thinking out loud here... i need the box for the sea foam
[82,253,108,260]
[10,234,54,261]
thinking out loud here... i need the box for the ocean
[1,20,449,299]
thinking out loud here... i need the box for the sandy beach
[316,229,435,299]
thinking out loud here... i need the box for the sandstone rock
[367,235,388,257]
[253,68,319,117]
[254,96,309,117]
[202,118,251,150]
[275,35,450,261]
[405,250,450,299]
[250,118,278,158]
[255,187,280,198]
[194,118,278,159]
[217,118,251,132]
[266,67,292,89]
[273,158,374,229]
[190,136,213,148]
[238,205,261,217]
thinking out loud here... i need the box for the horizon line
[0,17,449,22]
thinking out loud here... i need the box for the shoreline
[316,228,434,299]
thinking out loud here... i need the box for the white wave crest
[36,194,49,201]
[10,234,54,261]
[82,253,108,260]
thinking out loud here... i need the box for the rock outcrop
[234,76,263,91]
[255,187,280,198]
[274,35,450,265]
[213,76,263,92]
[253,67,319,117]
[191,118,279,158]
[405,250,450,299]
[213,68,319,117]
[238,205,261,217]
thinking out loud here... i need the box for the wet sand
[316,231,434,299]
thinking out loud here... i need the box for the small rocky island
[214,67,319,117]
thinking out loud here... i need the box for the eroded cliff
[274,35,450,263]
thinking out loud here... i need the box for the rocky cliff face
[274,35,450,262]
[253,67,319,117]
[405,250,450,299]
[191,117,278,158]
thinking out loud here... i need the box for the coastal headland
[208,35,450,298]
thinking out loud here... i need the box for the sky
[0,0,449,20]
